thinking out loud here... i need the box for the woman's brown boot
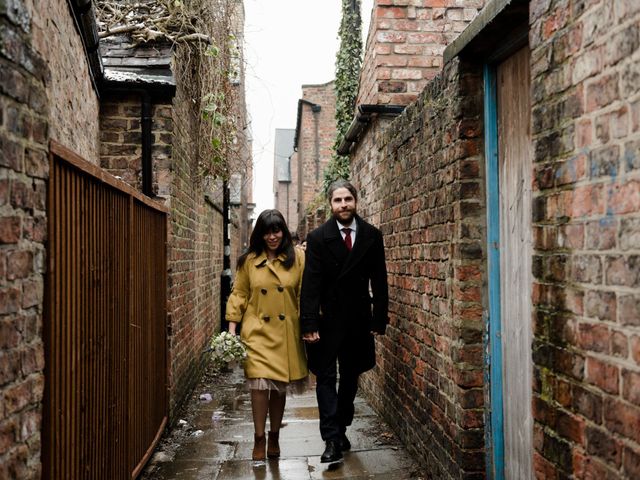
[267,430,280,458]
[252,433,266,461]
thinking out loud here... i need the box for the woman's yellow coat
[225,249,308,382]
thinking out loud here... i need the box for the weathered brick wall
[98,60,248,420]
[100,95,173,198]
[30,0,100,161]
[530,0,640,478]
[99,88,228,415]
[157,80,224,416]
[295,81,336,237]
[0,2,49,478]
[355,57,486,478]
[358,0,483,106]
[98,85,225,418]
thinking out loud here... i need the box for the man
[300,179,389,463]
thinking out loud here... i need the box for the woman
[226,209,308,461]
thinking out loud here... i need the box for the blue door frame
[483,63,505,480]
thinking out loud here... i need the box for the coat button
[261,289,267,294]
[263,316,270,321]
[278,314,285,320]
[277,286,284,292]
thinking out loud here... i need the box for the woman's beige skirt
[246,377,309,395]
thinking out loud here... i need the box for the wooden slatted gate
[43,141,168,479]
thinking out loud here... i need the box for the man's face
[330,187,357,225]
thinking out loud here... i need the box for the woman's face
[263,228,283,254]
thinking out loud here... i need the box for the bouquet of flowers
[209,331,247,372]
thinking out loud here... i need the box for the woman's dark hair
[237,209,295,269]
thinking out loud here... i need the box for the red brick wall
[358,0,484,106]
[31,0,100,161]
[530,0,640,477]
[100,96,173,198]
[0,29,48,477]
[153,79,225,416]
[353,57,486,478]
[1,0,100,476]
[99,63,250,419]
[99,85,245,417]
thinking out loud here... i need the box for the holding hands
[302,331,320,343]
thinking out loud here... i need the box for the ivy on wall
[322,0,362,193]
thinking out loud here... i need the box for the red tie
[342,228,352,251]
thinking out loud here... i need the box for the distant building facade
[273,128,296,226]
[286,81,337,239]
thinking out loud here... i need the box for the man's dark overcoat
[300,215,388,375]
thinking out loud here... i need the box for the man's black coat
[300,215,389,375]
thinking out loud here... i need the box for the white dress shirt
[337,218,357,246]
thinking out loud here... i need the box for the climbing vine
[322,0,363,193]
[96,0,246,181]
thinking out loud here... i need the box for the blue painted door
[484,45,533,479]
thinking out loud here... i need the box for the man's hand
[303,331,320,343]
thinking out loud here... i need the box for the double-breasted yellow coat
[225,249,308,382]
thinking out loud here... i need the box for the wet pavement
[141,363,427,479]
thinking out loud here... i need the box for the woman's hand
[302,331,320,343]
[228,323,237,336]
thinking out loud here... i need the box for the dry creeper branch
[96,0,250,181]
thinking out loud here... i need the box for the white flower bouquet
[210,331,247,372]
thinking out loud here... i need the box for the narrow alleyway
[141,364,426,479]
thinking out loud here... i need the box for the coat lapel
[338,216,373,279]
[253,251,285,283]
[322,216,375,278]
[323,220,348,264]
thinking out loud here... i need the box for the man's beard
[332,209,355,225]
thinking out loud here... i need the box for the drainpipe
[286,182,290,225]
[311,104,321,182]
[100,83,174,199]
[221,180,232,331]
[141,91,153,196]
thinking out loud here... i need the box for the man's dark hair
[326,179,358,202]
[237,209,295,269]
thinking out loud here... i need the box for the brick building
[282,81,337,239]
[0,0,251,477]
[344,0,640,478]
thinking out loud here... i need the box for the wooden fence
[43,141,169,479]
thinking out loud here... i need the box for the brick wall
[1,0,102,476]
[530,0,640,477]
[164,77,226,414]
[358,0,484,106]
[100,95,173,198]
[354,57,486,478]
[100,92,218,415]
[98,56,249,420]
[30,0,100,161]
[0,6,48,474]
[294,81,336,237]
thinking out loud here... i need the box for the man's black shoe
[339,433,351,451]
[320,440,343,463]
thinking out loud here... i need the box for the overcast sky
[244,0,373,217]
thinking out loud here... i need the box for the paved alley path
[141,364,426,479]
